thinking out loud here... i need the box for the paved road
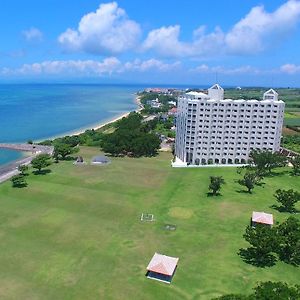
[0,144,54,184]
[0,156,33,183]
[0,143,53,154]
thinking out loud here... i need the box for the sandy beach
[70,95,143,136]
[37,95,143,142]
[0,96,142,183]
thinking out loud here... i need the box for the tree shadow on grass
[270,204,298,214]
[238,247,277,267]
[265,170,290,178]
[278,253,300,267]
[235,190,251,194]
[206,192,222,197]
[255,181,266,187]
[33,169,52,175]
[62,156,77,161]
[12,183,28,188]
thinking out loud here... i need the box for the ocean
[0,84,140,166]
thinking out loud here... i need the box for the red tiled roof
[147,253,179,276]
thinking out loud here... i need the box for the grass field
[224,88,300,109]
[0,147,299,299]
[224,88,300,130]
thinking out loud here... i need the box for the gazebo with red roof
[146,253,179,284]
[251,211,274,227]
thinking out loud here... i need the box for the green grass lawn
[0,147,299,299]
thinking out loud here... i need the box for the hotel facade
[175,84,285,166]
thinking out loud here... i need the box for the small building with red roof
[168,107,177,116]
[251,211,274,227]
[146,253,179,284]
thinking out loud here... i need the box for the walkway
[0,143,54,155]
[0,143,54,183]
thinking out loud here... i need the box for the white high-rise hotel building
[175,84,285,166]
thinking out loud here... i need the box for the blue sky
[1,0,300,86]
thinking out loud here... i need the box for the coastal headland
[0,144,53,183]
[0,95,142,183]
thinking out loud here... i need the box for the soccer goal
[140,213,154,222]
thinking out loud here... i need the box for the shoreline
[0,94,143,183]
[36,95,142,142]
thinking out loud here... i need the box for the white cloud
[226,0,300,54]
[2,57,121,76]
[142,26,192,57]
[142,0,300,58]
[22,27,43,42]
[191,64,261,75]
[58,2,141,55]
[1,58,180,77]
[280,63,300,74]
[3,60,300,79]
[142,25,224,58]
[122,58,181,72]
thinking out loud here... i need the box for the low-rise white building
[175,84,285,166]
[147,98,162,108]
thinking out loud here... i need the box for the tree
[31,153,52,173]
[101,113,161,157]
[274,189,300,213]
[131,133,161,157]
[214,281,300,300]
[252,281,300,300]
[11,174,27,188]
[276,217,300,265]
[243,224,278,265]
[290,155,300,176]
[55,135,81,147]
[249,149,286,176]
[18,164,29,175]
[208,176,225,196]
[238,172,257,193]
[53,143,79,160]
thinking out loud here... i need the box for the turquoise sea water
[0,84,139,165]
[0,149,23,166]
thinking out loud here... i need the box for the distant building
[145,87,169,94]
[174,84,285,166]
[168,100,177,106]
[168,107,177,116]
[146,98,162,108]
